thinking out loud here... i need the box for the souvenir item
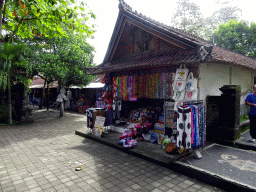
[175,65,189,81]
[185,72,197,91]
[172,91,185,101]
[185,91,198,100]
[173,80,186,92]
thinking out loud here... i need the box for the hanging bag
[185,91,198,100]
[175,65,189,81]
[185,72,198,101]
[172,91,185,101]
[173,80,186,92]
[185,72,197,91]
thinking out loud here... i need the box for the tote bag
[172,91,185,101]
[185,91,198,100]
[185,72,197,91]
[173,80,186,92]
[175,65,189,81]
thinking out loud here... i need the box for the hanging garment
[112,77,117,100]
[198,104,206,147]
[112,100,116,120]
[117,100,122,119]
[105,109,112,126]
[177,106,192,149]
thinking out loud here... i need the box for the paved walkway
[0,108,221,192]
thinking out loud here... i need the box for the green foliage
[0,104,8,124]
[171,0,242,40]
[212,20,256,58]
[0,42,32,90]
[28,30,95,87]
[240,114,249,122]
[171,0,204,37]
[1,0,96,41]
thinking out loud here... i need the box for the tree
[0,42,32,124]
[0,0,95,41]
[171,0,242,40]
[0,0,96,123]
[28,30,95,115]
[171,0,204,37]
[204,1,242,40]
[212,20,256,58]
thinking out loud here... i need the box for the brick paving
[0,108,223,192]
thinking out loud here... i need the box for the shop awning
[69,82,105,89]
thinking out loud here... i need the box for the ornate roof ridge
[118,0,208,44]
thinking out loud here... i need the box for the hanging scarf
[153,73,158,99]
[162,73,165,99]
[116,77,119,100]
[120,76,123,100]
[112,77,117,100]
[132,75,137,99]
[123,76,127,101]
[133,75,138,99]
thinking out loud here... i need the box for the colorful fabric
[198,104,206,146]
[120,76,123,100]
[137,75,145,98]
[112,77,117,100]
[105,109,112,126]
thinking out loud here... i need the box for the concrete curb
[75,130,256,192]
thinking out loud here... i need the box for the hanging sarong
[105,109,112,126]
[112,77,117,100]
[177,106,192,149]
[120,76,123,100]
[198,104,206,147]
[123,76,127,101]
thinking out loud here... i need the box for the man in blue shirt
[245,85,256,142]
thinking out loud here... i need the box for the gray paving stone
[0,109,221,192]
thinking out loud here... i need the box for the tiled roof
[29,76,58,88]
[91,51,201,74]
[211,45,256,70]
[91,0,256,74]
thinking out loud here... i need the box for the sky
[84,0,256,65]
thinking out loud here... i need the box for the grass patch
[241,124,250,133]
[240,114,249,122]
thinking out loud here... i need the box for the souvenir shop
[89,64,206,156]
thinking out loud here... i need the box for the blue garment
[245,93,256,115]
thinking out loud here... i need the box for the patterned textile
[198,104,206,146]
[177,106,192,149]
[112,77,117,100]
[105,109,112,126]
[112,72,176,100]
[123,76,127,101]
[137,75,145,98]
[120,76,123,100]
[116,77,120,100]
[161,73,166,99]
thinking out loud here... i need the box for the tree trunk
[47,82,49,112]
[39,80,46,109]
[59,102,64,117]
[8,76,12,124]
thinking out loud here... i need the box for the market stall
[87,64,206,158]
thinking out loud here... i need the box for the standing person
[245,85,256,142]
